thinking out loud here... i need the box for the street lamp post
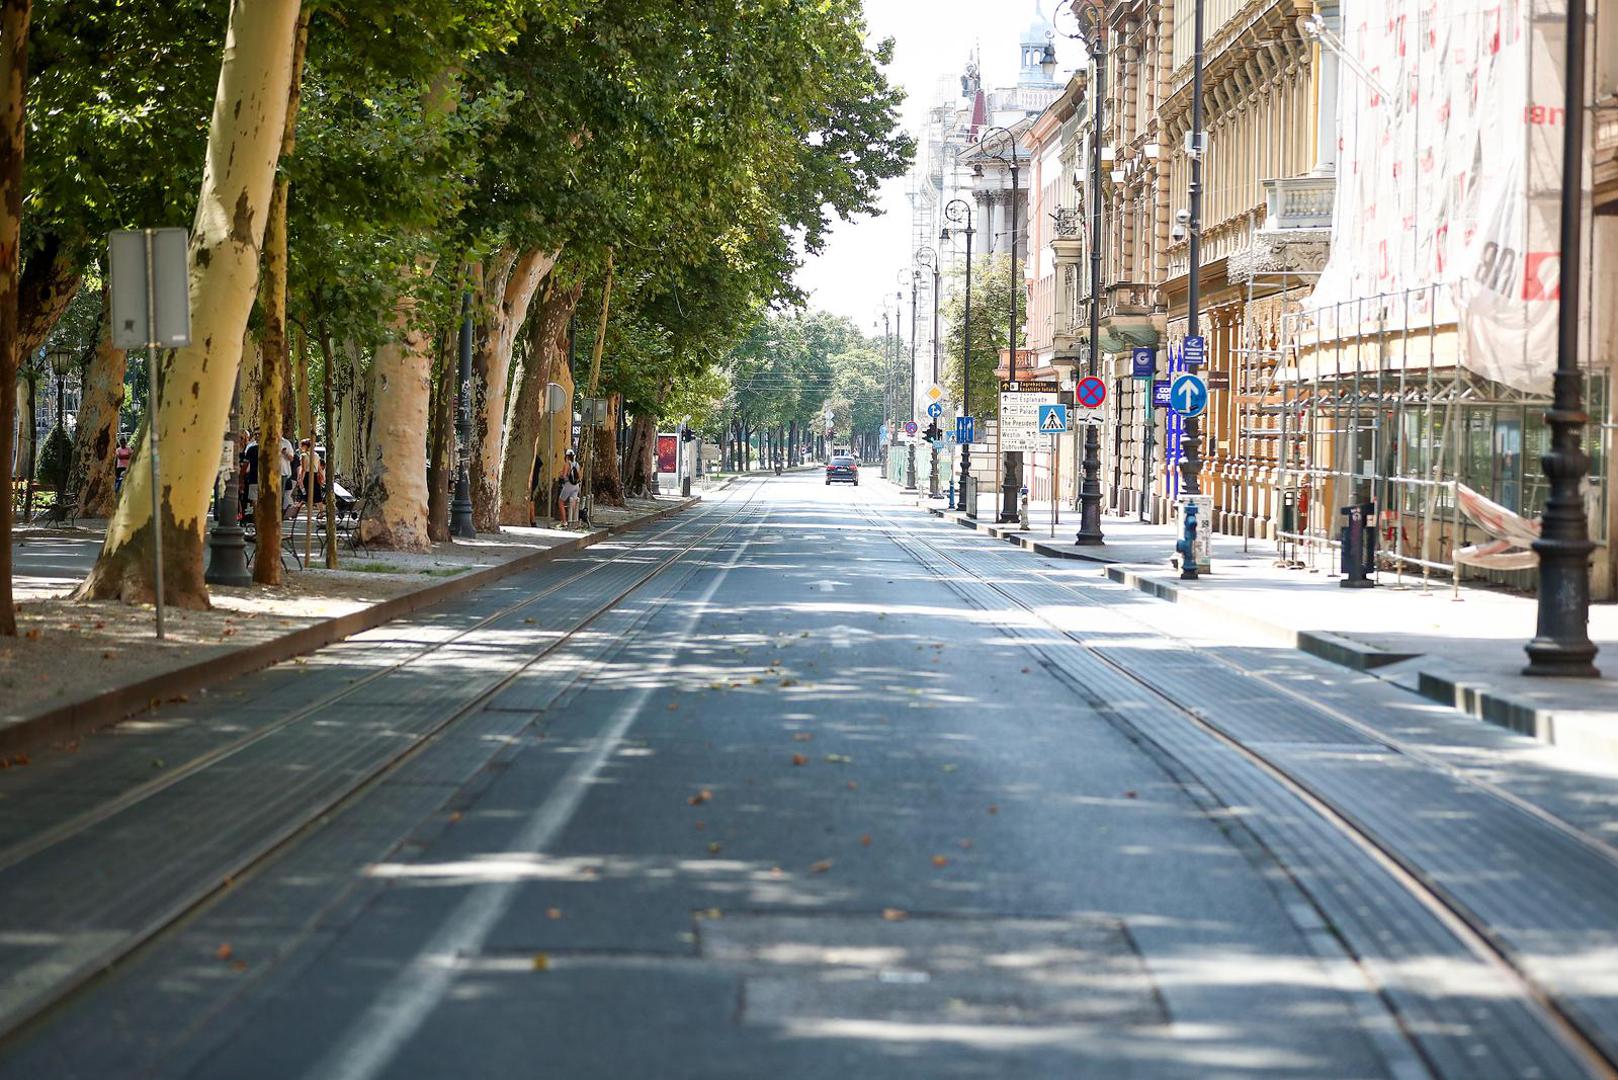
[905,270,919,491]
[449,288,477,539]
[47,347,72,430]
[1180,0,1206,500]
[916,245,941,498]
[1061,3,1107,546]
[1525,0,1600,677]
[205,365,252,586]
[980,124,1023,524]
[943,198,976,515]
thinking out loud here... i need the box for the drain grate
[698,913,1165,1028]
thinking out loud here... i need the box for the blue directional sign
[1131,347,1156,379]
[926,401,944,419]
[1170,373,1208,418]
[1183,335,1206,368]
[956,415,975,443]
[1152,380,1172,408]
[1038,403,1068,434]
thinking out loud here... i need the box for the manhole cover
[699,914,1164,1027]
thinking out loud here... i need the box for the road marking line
[305,518,754,1080]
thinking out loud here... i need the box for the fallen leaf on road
[1020,667,1031,674]
[524,617,536,624]
[707,842,723,855]
[846,780,858,790]
[546,908,563,920]
[940,764,957,773]
[860,834,872,847]
[987,804,999,815]
[791,754,809,766]
[810,859,834,874]
[882,908,908,922]
[749,676,762,685]
[448,811,463,823]
[1124,791,1137,799]
[151,759,165,769]
[23,629,39,640]
[779,678,799,688]
[532,953,550,971]
[102,651,115,659]
[667,702,680,711]
[694,820,705,830]
[215,944,233,961]
[689,789,713,805]
[931,855,950,868]
[230,960,248,973]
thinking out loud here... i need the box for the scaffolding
[1234,283,1614,595]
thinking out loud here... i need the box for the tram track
[0,478,768,1043]
[856,495,1618,1080]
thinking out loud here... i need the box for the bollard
[1339,501,1377,588]
[1018,486,1031,531]
[947,479,956,511]
[1177,502,1201,580]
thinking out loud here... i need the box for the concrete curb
[925,501,1590,752]
[0,497,702,756]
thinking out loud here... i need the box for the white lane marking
[306,522,753,1080]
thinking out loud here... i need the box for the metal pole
[1077,34,1106,544]
[1526,0,1599,676]
[907,275,918,491]
[143,230,164,639]
[999,140,1024,523]
[959,206,975,515]
[1180,0,1206,497]
[450,288,476,538]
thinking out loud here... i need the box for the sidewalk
[0,489,713,755]
[892,484,1618,763]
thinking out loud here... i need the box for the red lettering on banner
[1435,225,1449,273]
[1523,252,1560,301]
[1486,6,1501,54]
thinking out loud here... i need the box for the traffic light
[680,424,696,443]
[923,421,941,442]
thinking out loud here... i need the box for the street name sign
[1170,373,1208,417]
[1131,347,1156,379]
[1182,335,1206,368]
[1075,376,1107,410]
[1038,404,1069,433]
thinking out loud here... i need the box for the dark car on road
[825,455,859,486]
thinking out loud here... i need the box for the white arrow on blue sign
[955,415,975,443]
[1170,373,1208,417]
[926,402,943,418]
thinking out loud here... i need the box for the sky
[793,0,1079,334]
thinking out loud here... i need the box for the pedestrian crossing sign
[1038,404,1069,434]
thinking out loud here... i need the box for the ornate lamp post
[1056,0,1108,545]
[942,198,976,515]
[1525,0,1600,677]
[46,346,73,430]
[915,245,941,498]
[979,124,1024,524]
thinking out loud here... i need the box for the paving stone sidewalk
[894,483,1618,762]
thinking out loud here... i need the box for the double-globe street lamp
[941,198,976,514]
[977,123,1024,524]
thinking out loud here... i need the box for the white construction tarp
[1310,0,1577,393]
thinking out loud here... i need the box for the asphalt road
[4,473,1618,1078]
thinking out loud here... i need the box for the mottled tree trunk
[79,0,303,607]
[500,278,579,525]
[359,287,434,551]
[469,247,553,532]
[424,328,454,544]
[238,320,260,437]
[624,412,657,498]
[70,290,125,517]
[590,393,624,507]
[250,11,308,587]
[0,0,30,634]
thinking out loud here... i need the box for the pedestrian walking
[113,435,131,493]
[560,448,582,527]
